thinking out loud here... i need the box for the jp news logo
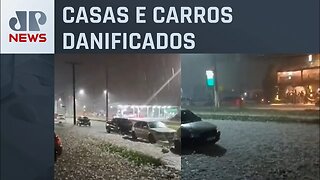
[9,11,47,42]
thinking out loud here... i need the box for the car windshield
[181,110,201,124]
[148,121,167,128]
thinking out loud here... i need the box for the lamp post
[72,64,76,124]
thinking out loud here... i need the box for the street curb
[198,114,320,124]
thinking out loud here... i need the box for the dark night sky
[55,54,313,108]
[55,54,181,110]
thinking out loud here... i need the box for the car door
[139,122,149,140]
[134,122,143,138]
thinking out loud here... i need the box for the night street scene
[54,53,319,180]
[181,54,319,179]
[54,54,181,179]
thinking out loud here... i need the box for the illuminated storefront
[114,105,179,119]
[276,54,320,104]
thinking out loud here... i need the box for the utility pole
[66,62,80,125]
[105,64,109,121]
[213,61,220,109]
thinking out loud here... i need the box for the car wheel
[116,127,121,134]
[106,127,111,133]
[131,131,137,140]
[148,134,156,144]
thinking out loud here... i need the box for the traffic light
[206,70,215,87]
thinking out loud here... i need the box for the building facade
[276,54,319,104]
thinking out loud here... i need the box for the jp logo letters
[9,11,47,42]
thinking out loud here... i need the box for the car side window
[182,110,201,123]
[134,122,141,128]
[141,122,148,129]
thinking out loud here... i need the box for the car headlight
[166,132,175,139]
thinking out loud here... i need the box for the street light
[308,54,312,62]
[79,89,85,95]
[288,72,292,80]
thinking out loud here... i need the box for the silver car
[131,120,176,143]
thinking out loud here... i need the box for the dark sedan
[174,109,221,151]
[106,118,133,135]
[76,116,91,126]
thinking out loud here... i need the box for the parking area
[181,119,320,179]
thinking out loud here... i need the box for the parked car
[168,113,181,122]
[174,109,221,152]
[76,116,91,126]
[106,118,133,135]
[54,133,62,162]
[131,120,176,143]
[57,114,66,123]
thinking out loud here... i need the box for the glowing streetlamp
[79,89,85,95]
[308,54,312,62]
